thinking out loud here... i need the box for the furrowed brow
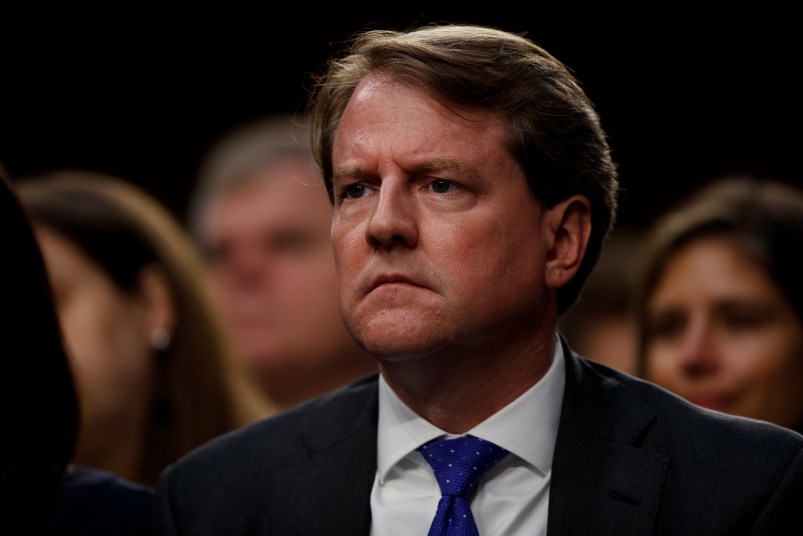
[415,158,478,179]
[331,158,482,185]
[331,165,372,188]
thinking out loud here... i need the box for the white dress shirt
[370,334,565,536]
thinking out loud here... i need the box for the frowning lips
[367,273,428,293]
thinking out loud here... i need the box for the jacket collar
[548,335,667,535]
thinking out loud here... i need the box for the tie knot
[417,435,509,498]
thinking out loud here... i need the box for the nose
[677,319,719,378]
[365,181,418,250]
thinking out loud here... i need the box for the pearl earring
[150,327,172,351]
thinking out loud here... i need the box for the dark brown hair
[0,168,79,530]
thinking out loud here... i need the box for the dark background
[2,3,800,230]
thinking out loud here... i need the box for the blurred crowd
[2,111,802,533]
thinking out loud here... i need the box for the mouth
[368,274,425,293]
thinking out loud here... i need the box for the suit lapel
[261,345,670,535]
[267,375,379,536]
[548,339,668,536]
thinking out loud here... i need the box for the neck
[379,327,557,434]
[72,399,150,484]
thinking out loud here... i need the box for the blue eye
[344,184,369,199]
[430,180,455,193]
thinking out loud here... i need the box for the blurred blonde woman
[17,170,273,486]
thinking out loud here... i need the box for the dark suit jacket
[153,340,803,535]
[47,465,154,536]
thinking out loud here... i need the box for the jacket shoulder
[585,357,803,453]
[167,372,379,477]
[152,373,379,535]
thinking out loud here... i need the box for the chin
[353,328,452,364]
[347,305,456,356]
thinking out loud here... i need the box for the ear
[542,195,592,290]
[137,264,176,351]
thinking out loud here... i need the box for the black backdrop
[2,3,800,229]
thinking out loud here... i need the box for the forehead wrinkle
[332,157,482,188]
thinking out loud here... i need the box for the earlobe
[137,264,176,352]
[544,195,592,289]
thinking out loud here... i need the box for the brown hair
[307,23,620,313]
[634,176,803,381]
[17,170,270,485]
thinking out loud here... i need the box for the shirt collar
[376,333,565,484]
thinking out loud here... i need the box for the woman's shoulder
[47,465,153,536]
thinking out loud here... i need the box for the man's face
[200,158,355,378]
[330,73,553,362]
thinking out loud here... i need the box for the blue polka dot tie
[417,435,509,536]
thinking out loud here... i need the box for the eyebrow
[331,157,482,186]
[331,165,372,187]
